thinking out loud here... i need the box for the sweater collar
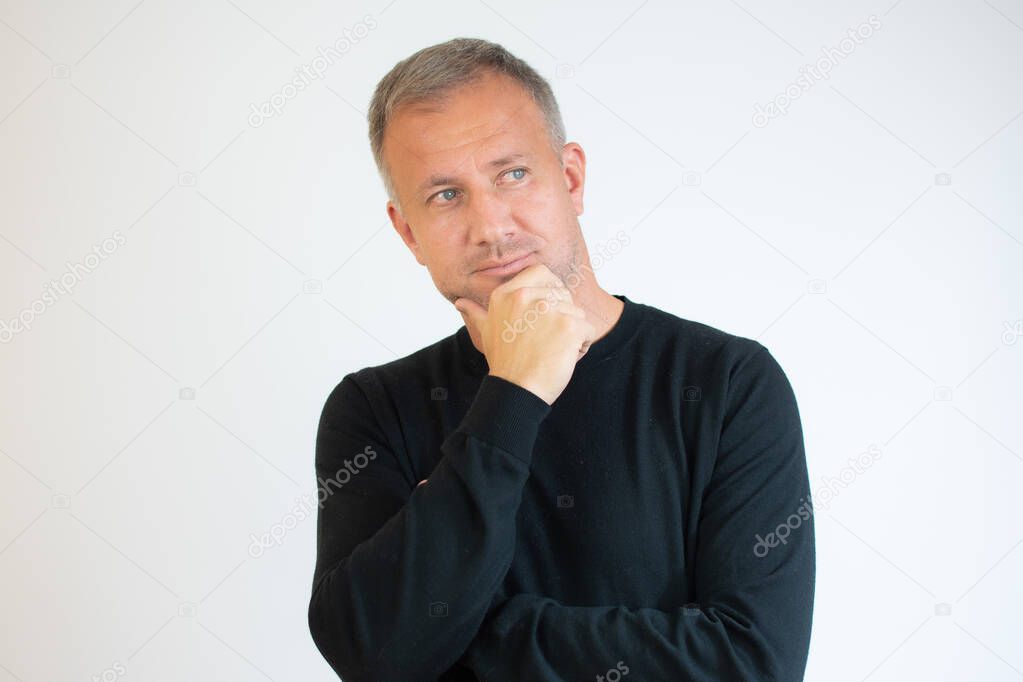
[456,294,644,375]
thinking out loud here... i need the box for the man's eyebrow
[417,152,530,193]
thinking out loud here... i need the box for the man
[308,37,815,681]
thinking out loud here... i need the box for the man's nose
[466,190,516,245]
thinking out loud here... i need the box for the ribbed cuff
[456,374,552,463]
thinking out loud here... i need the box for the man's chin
[443,289,488,312]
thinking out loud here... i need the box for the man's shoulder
[634,301,792,412]
[323,327,464,408]
[637,299,765,368]
[360,328,462,377]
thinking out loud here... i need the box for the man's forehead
[396,95,529,151]
[392,118,539,188]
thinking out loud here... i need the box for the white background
[1,0,1021,680]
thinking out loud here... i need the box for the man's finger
[454,297,487,330]
[500,262,567,294]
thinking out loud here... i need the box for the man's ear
[387,201,426,266]
[561,142,586,217]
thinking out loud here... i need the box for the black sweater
[307,294,815,681]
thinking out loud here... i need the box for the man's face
[382,70,586,310]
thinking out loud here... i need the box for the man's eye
[430,169,528,205]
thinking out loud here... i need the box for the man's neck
[571,286,625,346]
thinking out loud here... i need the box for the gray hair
[367,37,567,213]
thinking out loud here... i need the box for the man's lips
[473,252,535,276]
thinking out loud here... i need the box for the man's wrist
[487,371,551,405]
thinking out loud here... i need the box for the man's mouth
[474,252,535,276]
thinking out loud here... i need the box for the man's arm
[460,345,816,681]
[307,371,551,682]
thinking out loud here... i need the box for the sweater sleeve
[307,372,551,682]
[459,345,816,682]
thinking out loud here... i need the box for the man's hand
[454,263,596,405]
